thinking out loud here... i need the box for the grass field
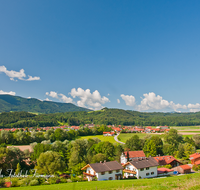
[171,126,200,130]
[3,172,200,190]
[79,135,117,144]
[117,133,162,143]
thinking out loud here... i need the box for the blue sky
[0,0,200,112]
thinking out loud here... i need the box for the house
[157,168,174,176]
[81,161,123,181]
[123,157,159,179]
[173,165,192,174]
[120,151,146,164]
[189,153,200,165]
[153,155,182,168]
[103,132,115,136]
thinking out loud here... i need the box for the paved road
[114,133,125,144]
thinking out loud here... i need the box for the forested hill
[1,108,200,128]
[0,95,90,113]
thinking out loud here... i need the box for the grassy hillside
[0,95,90,113]
[3,172,200,190]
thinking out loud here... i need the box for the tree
[143,139,157,157]
[150,136,163,155]
[164,129,183,150]
[193,135,200,149]
[125,135,141,151]
[91,153,107,163]
[35,151,66,174]
[15,163,21,175]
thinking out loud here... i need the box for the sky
[0,0,200,112]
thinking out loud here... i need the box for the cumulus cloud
[120,94,136,106]
[44,98,52,101]
[117,99,120,103]
[0,90,16,96]
[70,88,110,110]
[0,65,40,81]
[120,92,200,112]
[45,91,73,103]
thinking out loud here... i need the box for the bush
[11,178,20,187]
[192,164,199,171]
[48,177,61,184]
[29,179,39,186]
[0,178,5,187]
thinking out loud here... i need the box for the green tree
[15,163,21,175]
[143,139,157,157]
[35,151,66,174]
[125,135,141,151]
[91,153,107,163]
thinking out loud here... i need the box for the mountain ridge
[0,94,90,113]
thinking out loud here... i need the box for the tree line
[1,109,200,128]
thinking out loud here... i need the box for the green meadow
[79,135,117,144]
[3,172,200,190]
[118,133,162,143]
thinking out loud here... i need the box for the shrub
[192,164,198,171]
[48,177,61,184]
[11,178,20,187]
[0,178,5,187]
[29,179,39,186]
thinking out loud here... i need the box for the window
[146,167,149,170]
[116,170,120,173]
[140,168,144,171]
[109,171,112,174]
[108,177,113,180]
[146,173,150,176]
[101,172,105,175]
[151,172,154,175]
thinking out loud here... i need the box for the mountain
[0,95,90,113]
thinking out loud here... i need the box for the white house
[120,151,146,164]
[81,161,123,181]
[123,157,159,179]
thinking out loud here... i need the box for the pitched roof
[125,157,159,169]
[189,153,200,160]
[179,165,191,170]
[82,161,123,173]
[157,167,173,174]
[124,151,145,158]
[153,156,181,165]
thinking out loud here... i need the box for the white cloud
[0,65,40,81]
[44,98,52,101]
[0,90,16,96]
[70,88,110,110]
[117,99,120,104]
[120,94,136,106]
[108,93,110,96]
[46,91,59,99]
[45,91,73,103]
[120,92,200,112]
[59,93,73,103]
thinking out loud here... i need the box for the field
[79,135,117,144]
[118,133,163,143]
[3,172,200,190]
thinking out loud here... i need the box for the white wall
[97,170,122,181]
[120,154,127,164]
[124,164,157,179]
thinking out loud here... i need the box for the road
[114,133,125,144]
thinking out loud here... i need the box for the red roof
[153,156,181,165]
[179,165,191,170]
[190,153,200,161]
[157,168,173,174]
[124,151,145,158]
[195,160,200,165]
